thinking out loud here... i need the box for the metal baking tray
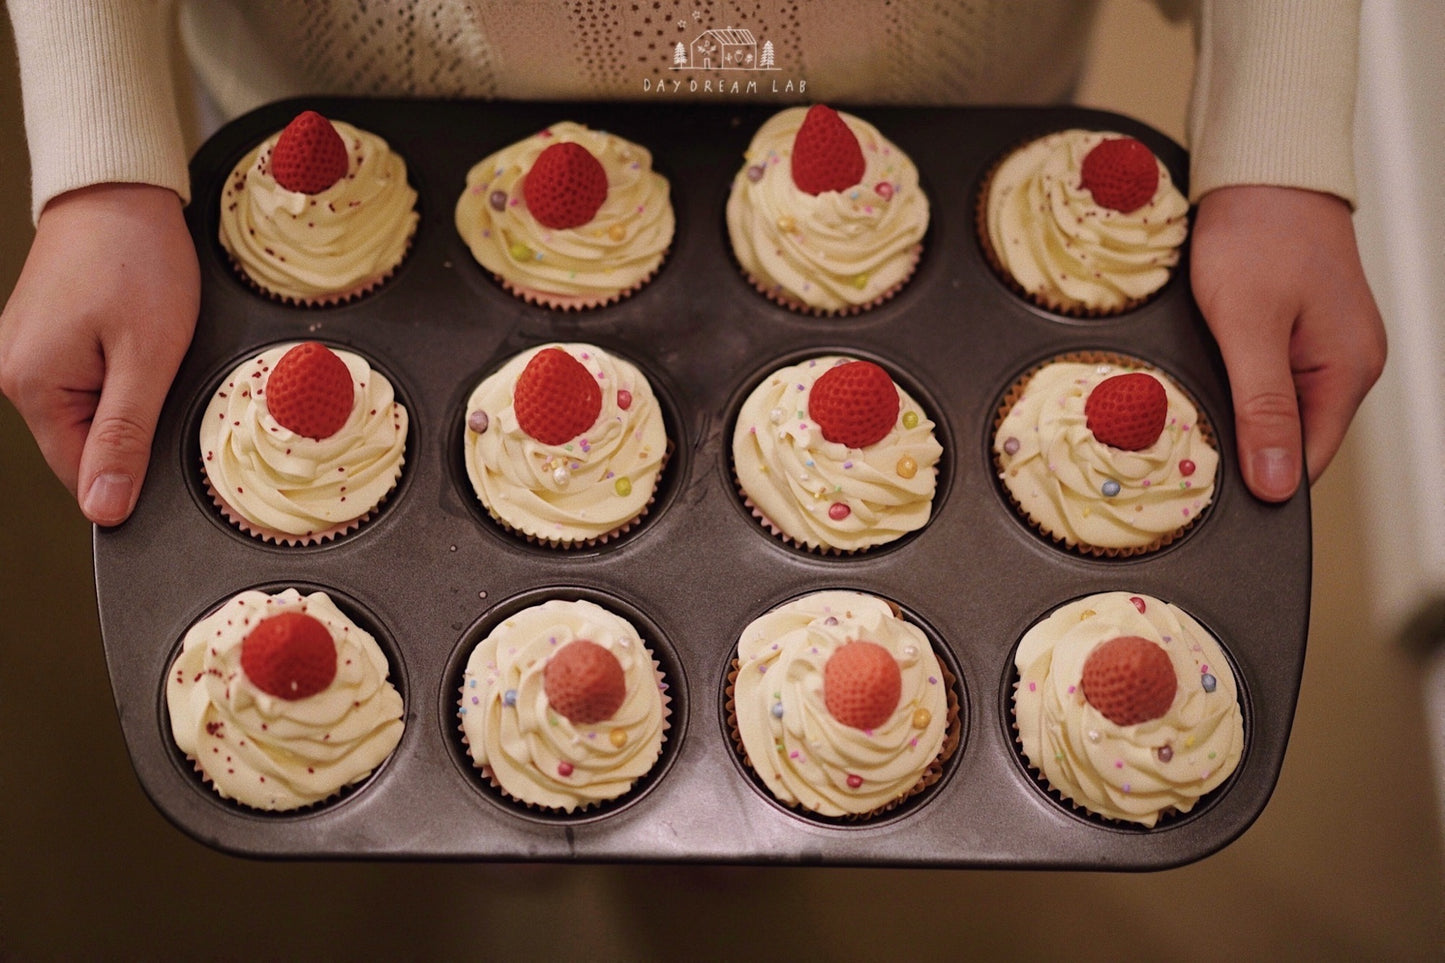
[93,98,1310,868]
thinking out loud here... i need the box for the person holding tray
[1,1,1384,527]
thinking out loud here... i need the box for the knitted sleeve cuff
[10,0,191,222]
[1187,0,1360,206]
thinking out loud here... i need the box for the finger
[1208,306,1305,503]
[75,339,175,526]
[8,387,96,498]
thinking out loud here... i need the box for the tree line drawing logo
[671,27,778,71]
[643,23,804,94]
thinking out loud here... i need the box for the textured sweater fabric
[8,0,1359,221]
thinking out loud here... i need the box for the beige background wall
[2,2,1441,958]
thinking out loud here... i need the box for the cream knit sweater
[9,0,1359,222]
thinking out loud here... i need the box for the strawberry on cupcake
[199,341,408,545]
[726,104,929,315]
[454,121,674,310]
[461,343,669,547]
[732,355,941,554]
[992,353,1217,557]
[219,109,418,305]
[728,590,959,820]
[1012,591,1244,827]
[978,129,1189,316]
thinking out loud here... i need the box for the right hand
[0,183,199,526]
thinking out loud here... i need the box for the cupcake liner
[726,658,960,822]
[202,454,403,547]
[743,243,922,318]
[992,350,1215,559]
[974,135,1178,319]
[457,656,672,816]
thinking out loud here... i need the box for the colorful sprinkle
[1003,436,1020,456]
[1129,596,1147,614]
[771,701,784,719]
[502,688,518,707]
[896,455,918,479]
[467,409,490,433]
[1156,744,1174,762]
[1180,459,1196,476]
[609,729,628,748]
[901,410,919,430]
[557,761,574,777]
[747,164,766,182]
[614,477,632,497]
[488,190,507,212]
[608,223,626,242]
[777,215,796,232]
[828,502,851,521]
[617,389,632,411]
[851,273,869,290]
[1101,479,1121,497]
[846,774,864,789]
[875,181,894,200]
[508,240,533,261]
[1201,672,1217,693]
[911,708,931,729]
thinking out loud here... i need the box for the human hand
[1190,185,1386,502]
[0,183,199,525]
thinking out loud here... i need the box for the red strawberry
[824,640,902,731]
[512,347,602,445]
[264,342,355,440]
[808,360,900,449]
[522,141,609,230]
[1081,635,1177,726]
[1080,136,1160,213]
[1084,372,1167,451]
[269,110,350,194]
[544,639,627,725]
[790,104,866,195]
[241,611,337,700]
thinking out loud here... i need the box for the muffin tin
[93,98,1310,868]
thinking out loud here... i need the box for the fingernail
[1251,447,1297,500]
[82,472,135,525]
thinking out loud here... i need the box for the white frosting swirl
[219,119,418,301]
[994,361,1216,552]
[1013,592,1244,827]
[732,356,941,552]
[732,591,952,817]
[464,343,667,544]
[458,598,669,812]
[166,588,405,811]
[726,106,928,312]
[454,121,674,303]
[200,343,408,541]
[984,129,1188,313]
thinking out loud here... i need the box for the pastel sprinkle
[557,761,574,777]
[1201,673,1217,693]
[502,689,518,707]
[1101,479,1121,497]
[614,477,632,497]
[902,411,919,430]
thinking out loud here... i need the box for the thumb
[1215,322,1305,504]
[76,343,172,526]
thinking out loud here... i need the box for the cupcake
[978,129,1188,316]
[732,355,941,553]
[457,598,671,813]
[1012,591,1245,827]
[727,590,959,819]
[454,121,674,309]
[218,110,418,305]
[200,341,408,545]
[462,342,668,547]
[165,588,405,812]
[725,104,928,315]
[992,353,1217,556]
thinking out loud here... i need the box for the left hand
[1190,185,1386,502]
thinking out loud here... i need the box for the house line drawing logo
[671,27,779,71]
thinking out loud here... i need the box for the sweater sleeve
[8,0,191,222]
[1186,0,1360,206]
